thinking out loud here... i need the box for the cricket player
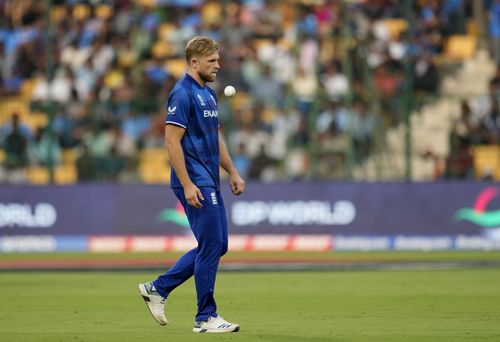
[139,36,245,333]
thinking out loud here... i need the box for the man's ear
[190,58,199,69]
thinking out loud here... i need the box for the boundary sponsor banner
[0,235,57,252]
[226,183,500,236]
[455,235,500,250]
[393,236,453,251]
[54,236,88,252]
[87,235,331,253]
[333,236,392,251]
[2,235,500,252]
[0,235,87,252]
[1,183,500,238]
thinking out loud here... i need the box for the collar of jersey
[184,73,205,89]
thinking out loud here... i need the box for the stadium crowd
[446,62,500,180]
[0,0,489,183]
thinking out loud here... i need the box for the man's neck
[187,70,205,88]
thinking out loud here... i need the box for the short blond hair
[185,36,219,64]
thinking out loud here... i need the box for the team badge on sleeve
[168,106,176,115]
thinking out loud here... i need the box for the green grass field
[1,268,500,341]
[2,251,500,262]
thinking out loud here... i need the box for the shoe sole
[193,325,240,333]
[138,284,167,326]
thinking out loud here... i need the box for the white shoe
[138,282,168,326]
[193,315,240,333]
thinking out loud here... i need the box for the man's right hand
[184,182,204,208]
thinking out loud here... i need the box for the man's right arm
[165,124,204,208]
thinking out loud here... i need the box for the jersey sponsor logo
[203,110,218,118]
[197,94,206,106]
[167,106,176,115]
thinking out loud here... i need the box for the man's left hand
[229,172,245,196]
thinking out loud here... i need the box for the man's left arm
[218,132,245,195]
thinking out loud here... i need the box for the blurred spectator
[240,48,261,90]
[418,0,444,55]
[489,0,500,63]
[349,101,377,162]
[251,65,282,108]
[28,126,61,167]
[444,137,474,179]
[321,61,349,102]
[248,144,279,181]
[489,63,500,96]
[230,118,270,159]
[441,0,466,36]
[479,97,500,144]
[3,113,28,183]
[74,58,98,101]
[471,82,499,124]
[76,144,96,182]
[373,64,401,100]
[104,145,126,181]
[292,66,318,114]
[118,158,141,184]
[83,122,116,179]
[232,142,251,180]
[0,111,33,141]
[413,53,439,94]
[316,101,349,179]
[295,5,318,38]
[450,100,481,146]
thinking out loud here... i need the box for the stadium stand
[0,0,497,183]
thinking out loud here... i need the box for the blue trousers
[153,187,228,322]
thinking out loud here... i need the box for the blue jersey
[165,74,220,190]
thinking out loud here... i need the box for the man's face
[193,51,220,83]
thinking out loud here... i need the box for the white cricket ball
[224,85,236,97]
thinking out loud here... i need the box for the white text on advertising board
[0,203,57,228]
[231,201,356,226]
